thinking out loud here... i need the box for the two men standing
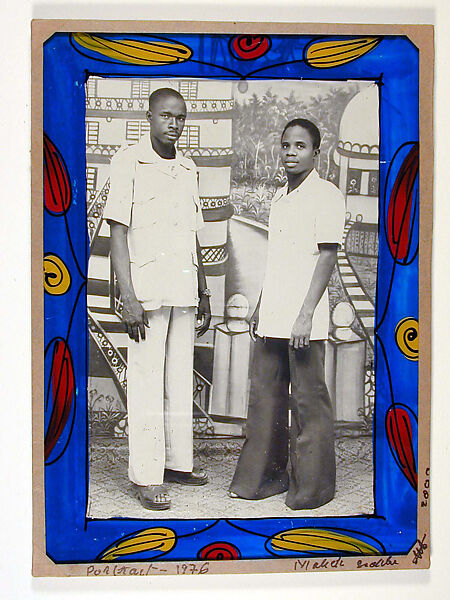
[104,89,345,512]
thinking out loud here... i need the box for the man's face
[280,125,319,177]
[148,95,187,146]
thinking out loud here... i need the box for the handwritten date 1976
[86,562,210,576]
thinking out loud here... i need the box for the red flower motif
[198,541,241,560]
[45,339,75,461]
[230,35,271,60]
[386,143,419,263]
[44,133,72,215]
[385,405,417,490]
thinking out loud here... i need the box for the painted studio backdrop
[86,77,378,519]
[43,32,419,563]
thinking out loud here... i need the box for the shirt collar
[135,133,192,171]
[274,168,319,201]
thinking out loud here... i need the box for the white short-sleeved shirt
[103,133,204,310]
[257,169,345,340]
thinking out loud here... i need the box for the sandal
[228,490,240,498]
[164,468,208,486]
[135,484,171,510]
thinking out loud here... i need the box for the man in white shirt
[230,118,345,510]
[103,88,211,510]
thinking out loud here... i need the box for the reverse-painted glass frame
[32,21,433,576]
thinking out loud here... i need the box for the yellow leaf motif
[99,527,176,561]
[72,33,192,65]
[269,528,381,555]
[305,37,382,68]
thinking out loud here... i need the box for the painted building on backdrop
[86,77,379,438]
[86,77,233,435]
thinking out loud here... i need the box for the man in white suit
[104,88,212,510]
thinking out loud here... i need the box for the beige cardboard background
[3,0,450,595]
[31,18,433,578]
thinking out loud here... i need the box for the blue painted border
[42,32,419,563]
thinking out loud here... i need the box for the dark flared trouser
[230,337,335,509]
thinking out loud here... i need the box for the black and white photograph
[86,76,379,519]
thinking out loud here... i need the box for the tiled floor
[88,436,374,519]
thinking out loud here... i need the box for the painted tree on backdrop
[232,85,359,191]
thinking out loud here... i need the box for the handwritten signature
[294,556,401,571]
[412,534,428,565]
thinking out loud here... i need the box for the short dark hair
[281,118,321,149]
[148,87,186,111]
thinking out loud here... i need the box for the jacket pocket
[135,255,157,268]
[131,256,159,303]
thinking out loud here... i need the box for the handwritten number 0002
[421,468,430,507]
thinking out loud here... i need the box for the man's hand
[122,297,149,342]
[290,309,313,350]
[196,296,211,337]
[249,308,260,342]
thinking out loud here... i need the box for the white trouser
[127,306,195,486]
